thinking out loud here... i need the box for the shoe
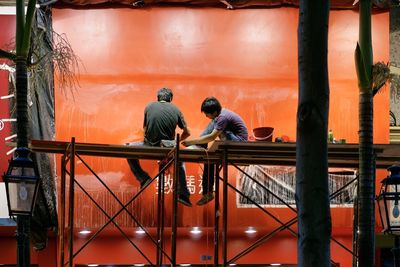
[178,195,192,207]
[196,192,214,206]
[140,178,152,189]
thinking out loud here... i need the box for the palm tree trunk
[357,90,375,266]
[296,0,331,266]
[354,0,375,266]
[15,56,29,148]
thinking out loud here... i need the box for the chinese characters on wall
[154,174,208,195]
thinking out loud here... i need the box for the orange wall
[50,7,391,267]
[0,235,356,266]
[0,236,57,267]
[52,8,389,144]
[72,233,353,265]
[70,234,300,265]
[52,6,389,213]
[0,234,350,266]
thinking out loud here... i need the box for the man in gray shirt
[127,87,192,206]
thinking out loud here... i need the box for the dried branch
[29,29,82,99]
[51,32,82,97]
[0,49,17,61]
[372,61,391,96]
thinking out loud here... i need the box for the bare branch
[372,61,391,96]
[29,29,82,98]
[0,49,17,61]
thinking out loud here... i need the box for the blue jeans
[200,121,245,195]
[127,141,190,197]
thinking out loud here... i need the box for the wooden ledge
[17,140,400,168]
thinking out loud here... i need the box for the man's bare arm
[181,129,220,146]
[180,127,191,141]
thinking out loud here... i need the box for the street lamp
[376,165,400,267]
[3,147,41,216]
[2,147,40,267]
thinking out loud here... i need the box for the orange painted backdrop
[53,8,389,144]
[50,7,389,267]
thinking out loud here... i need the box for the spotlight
[135,228,146,234]
[190,226,202,234]
[244,226,257,234]
[79,229,91,235]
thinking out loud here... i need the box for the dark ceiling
[0,0,390,10]
[52,0,390,10]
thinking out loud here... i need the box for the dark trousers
[127,158,190,197]
[127,158,151,184]
[200,121,246,195]
[202,163,215,195]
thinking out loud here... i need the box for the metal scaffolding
[29,138,400,266]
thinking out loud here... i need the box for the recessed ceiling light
[244,226,257,234]
[229,264,237,266]
[190,226,202,234]
[133,264,145,266]
[135,228,146,234]
[180,264,191,266]
[270,264,282,266]
[79,230,91,235]
[87,264,99,267]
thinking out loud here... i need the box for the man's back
[144,101,186,146]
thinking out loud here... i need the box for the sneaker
[140,178,152,189]
[196,192,214,206]
[178,195,192,207]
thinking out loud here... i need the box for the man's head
[157,87,173,102]
[201,96,222,119]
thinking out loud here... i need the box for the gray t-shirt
[143,101,187,146]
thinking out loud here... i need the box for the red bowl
[252,127,274,142]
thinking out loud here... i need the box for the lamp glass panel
[378,196,389,230]
[7,180,36,213]
[10,165,35,177]
[386,184,400,228]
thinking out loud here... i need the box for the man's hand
[181,129,220,147]
[181,140,196,147]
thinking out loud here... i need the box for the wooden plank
[22,140,400,168]
[29,140,221,163]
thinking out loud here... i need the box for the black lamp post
[376,165,400,267]
[3,147,40,267]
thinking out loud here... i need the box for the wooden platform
[28,139,400,168]
[210,141,400,168]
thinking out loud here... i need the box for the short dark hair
[157,87,173,102]
[201,96,222,114]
